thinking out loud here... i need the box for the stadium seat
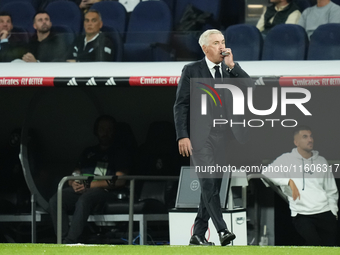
[51,25,76,48]
[174,0,221,28]
[38,0,73,10]
[101,26,124,61]
[0,1,36,33]
[294,0,311,12]
[224,24,263,61]
[220,0,245,28]
[161,0,175,15]
[90,1,127,37]
[124,1,173,61]
[174,0,192,26]
[262,24,308,60]
[0,0,39,10]
[331,0,340,6]
[172,0,222,61]
[12,26,30,44]
[189,0,221,29]
[45,1,82,33]
[307,23,340,60]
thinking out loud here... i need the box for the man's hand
[79,0,100,8]
[222,48,235,69]
[71,181,86,194]
[79,0,90,8]
[289,179,300,201]
[178,138,192,157]
[22,52,37,62]
[0,30,9,40]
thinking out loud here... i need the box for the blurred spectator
[67,9,114,62]
[264,125,338,246]
[39,0,114,14]
[298,0,340,38]
[48,115,130,244]
[256,0,301,36]
[22,11,68,62]
[79,0,102,13]
[0,12,27,62]
[38,0,82,10]
[0,12,13,50]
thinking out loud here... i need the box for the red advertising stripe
[279,76,340,86]
[0,77,55,87]
[129,76,180,86]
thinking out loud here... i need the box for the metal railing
[247,173,289,203]
[57,175,178,244]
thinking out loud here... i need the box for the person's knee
[75,192,96,208]
[75,189,106,210]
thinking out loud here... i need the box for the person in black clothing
[48,115,131,244]
[0,12,27,62]
[22,11,67,62]
[67,9,114,62]
[173,29,254,246]
[256,0,301,36]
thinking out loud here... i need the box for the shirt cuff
[0,38,9,43]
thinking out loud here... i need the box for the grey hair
[85,9,102,21]
[198,29,223,47]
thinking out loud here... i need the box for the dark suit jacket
[0,34,28,62]
[173,58,255,150]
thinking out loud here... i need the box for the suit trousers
[191,128,232,237]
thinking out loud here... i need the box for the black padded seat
[103,199,167,215]
[95,181,170,215]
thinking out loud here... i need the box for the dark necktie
[214,65,222,81]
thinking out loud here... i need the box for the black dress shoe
[189,234,215,246]
[218,229,236,246]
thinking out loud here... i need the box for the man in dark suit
[173,29,254,246]
[0,12,27,62]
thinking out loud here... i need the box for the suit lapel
[221,62,230,79]
[199,58,213,79]
[199,58,230,80]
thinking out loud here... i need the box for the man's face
[97,120,115,146]
[294,130,314,153]
[202,33,225,64]
[0,15,13,32]
[84,12,102,36]
[33,13,52,33]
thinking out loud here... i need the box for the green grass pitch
[0,244,339,255]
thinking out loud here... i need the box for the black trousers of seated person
[292,211,338,246]
[191,129,232,237]
[49,187,111,243]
